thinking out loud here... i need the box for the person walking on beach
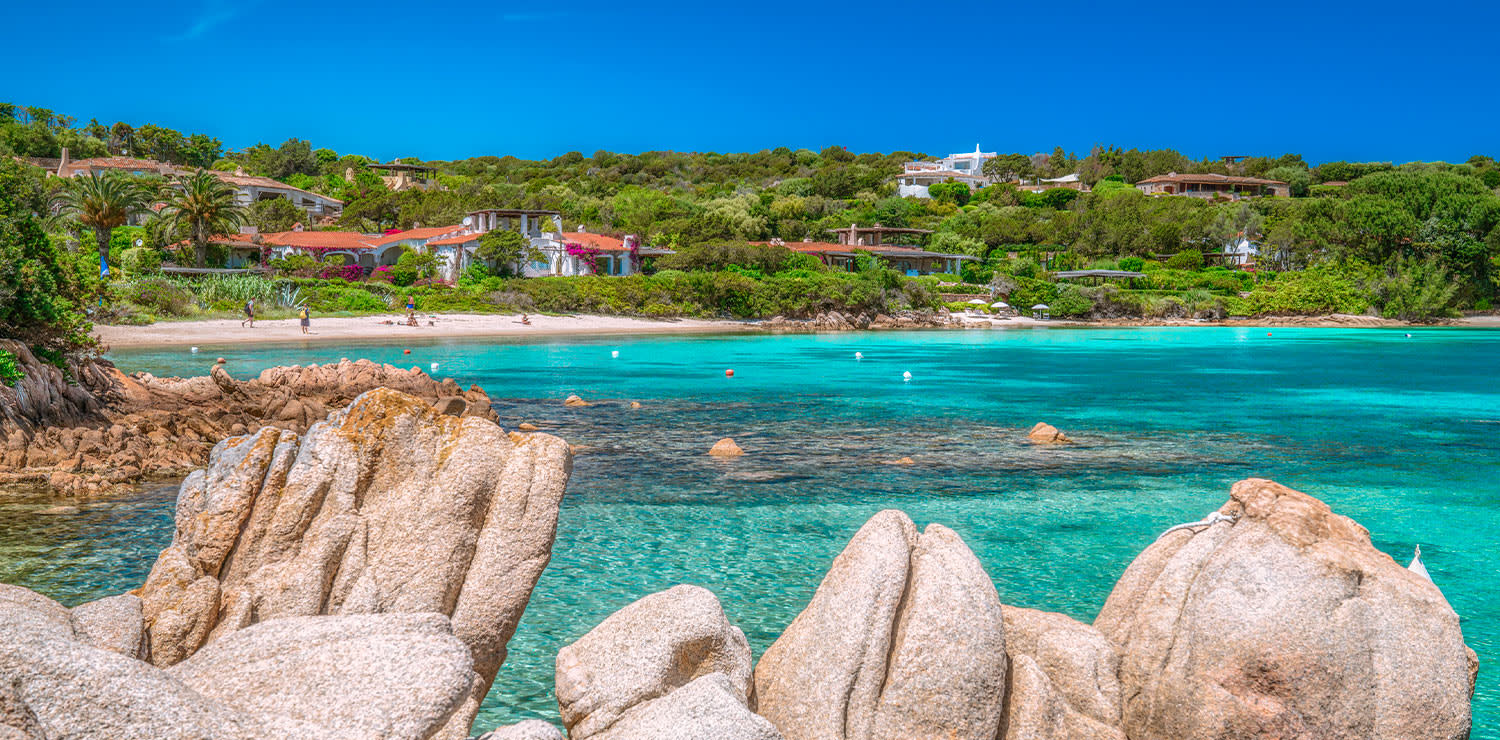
[241,299,255,328]
[298,305,310,335]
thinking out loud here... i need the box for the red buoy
[404,349,411,354]
[725,369,734,377]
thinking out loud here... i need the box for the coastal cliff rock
[1,583,480,739]
[999,606,1124,740]
[135,387,570,734]
[754,511,1007,740]
[1094,478,1475,740]
[1,356,501,496]
[556,585,756,740]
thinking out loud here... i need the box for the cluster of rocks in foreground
[0,339,495,495]
[2,386,1479,740]
[514,478,1476,740]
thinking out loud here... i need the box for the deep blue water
[3,326,1496,736]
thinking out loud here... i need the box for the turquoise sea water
[2,327,1497,736]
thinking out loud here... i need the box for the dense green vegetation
[6,99,1500,351]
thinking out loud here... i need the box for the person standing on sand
[299,305,310,335]
[241,299,255,328]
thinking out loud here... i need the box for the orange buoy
[725,369,734,377]
[404,349,411,354]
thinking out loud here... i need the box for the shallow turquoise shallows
[3,327,1497,736]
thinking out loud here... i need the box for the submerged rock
[1026,422,1072,444]
[754,511,1007,740]
[556,585,753,740]
[136,387,571,732]
[564,395,590,407]
[708,438,744,457]
[1095,478,1475,740]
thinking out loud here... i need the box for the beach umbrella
[1032,304,1049,310]
[966,298,988,305]
[990,301,1009,309]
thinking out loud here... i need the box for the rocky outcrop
[1095,478,1475,740]
[999,606,1124,740]
[1,583,480,740]
[134,387,570,733]
[1026,422,1072,444]
[708,438,744,457]
[556,585,756,740]
[760,311,955,332]
[1,356,500,496]
[754,511,1007,740]
[564,395,590,407]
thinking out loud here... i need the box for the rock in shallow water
[1095,477,1475,740]
[754,511,1007,740]
[135,387,571,733]
[474,719,565,740]
[557,584,754,740]
[708,438,744,457]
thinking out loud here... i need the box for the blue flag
[100,253,109,278]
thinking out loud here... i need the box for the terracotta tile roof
[64,156,173,172]
[366,225,467,246]
[259,231,380,250]
[427,232,483,246]
[1136,172,1287,186]
[169,233,259,248]
[561,232,629,252]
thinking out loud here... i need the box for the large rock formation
[133,387,569,733]
[754,511,1007,740]
[555,585,761,740]
[1,356,499,496]
[1095,478,1475,740]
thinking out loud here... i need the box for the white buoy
[190,346,199,353]
[854,352,863,359]
[430,362,439,372]
[902,371,912,381]
[611,350,620,358]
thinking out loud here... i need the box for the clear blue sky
[5,0,1497,164]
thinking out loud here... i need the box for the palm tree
[53,171,152,276]
[157,170,246,267]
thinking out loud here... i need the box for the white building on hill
[895,145,998,198]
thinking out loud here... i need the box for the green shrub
[1118,256,1145,272]
[1242,265,1369,316]
[458,263,491,287]
[0,350,22,386]
[1164,249,1204,270]
[120,246,162,275]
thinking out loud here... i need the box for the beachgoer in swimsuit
[241,299,255,328]
[520,313,532,326]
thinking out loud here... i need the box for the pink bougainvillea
[565,242,604,274]
[319,264,364,281]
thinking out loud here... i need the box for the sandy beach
[93,311,1497,349]
[94,313,753,348]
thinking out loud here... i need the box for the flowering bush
[565,242,603,274]
[319,264,364,281]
